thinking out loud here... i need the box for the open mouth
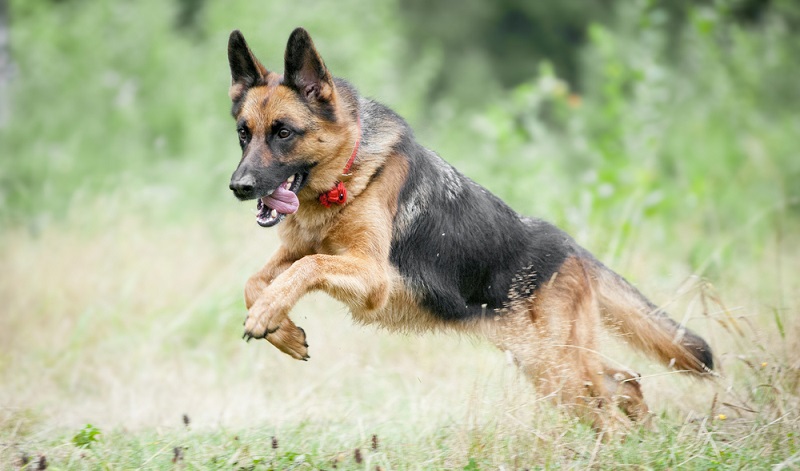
[256,172,306,227]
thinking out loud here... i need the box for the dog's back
[386,127,576,321]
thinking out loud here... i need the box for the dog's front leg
[243,252,389,346]
[244,245,298,310]
[244,245,311,360]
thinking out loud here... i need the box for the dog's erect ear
[228,30,268,102]
[284,27,333,102]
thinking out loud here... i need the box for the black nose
[229,174,256,199]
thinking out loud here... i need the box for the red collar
[318,116,361,208]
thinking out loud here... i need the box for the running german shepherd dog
[226,28,713,430]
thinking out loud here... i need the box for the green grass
[5,412,797,469]
[0,207,797,469]
[1,0,799,469]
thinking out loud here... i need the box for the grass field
[0,202,798,469]
[1,1,799,469]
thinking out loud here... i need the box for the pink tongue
[261,186,299,214]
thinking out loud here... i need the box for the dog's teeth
[271,209,278,218]
[286,175,295,184]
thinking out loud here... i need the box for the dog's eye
[277,128,292,139]
[237,128,248,142]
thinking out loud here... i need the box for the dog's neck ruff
[318,116,361,208]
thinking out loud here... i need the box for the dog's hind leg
[486,256,633,434]
[601,366,650,423]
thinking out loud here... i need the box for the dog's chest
[349,271,448,332]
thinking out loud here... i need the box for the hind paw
[602,367,650,423]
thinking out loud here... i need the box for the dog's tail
[587,258,714,376]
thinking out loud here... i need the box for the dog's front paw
[266,317,309,361]
[243,298,287,340]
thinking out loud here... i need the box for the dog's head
[227,28,352,227]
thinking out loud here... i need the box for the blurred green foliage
[0,0,797,268]
[71,423,101,449]
[400,0,800,104]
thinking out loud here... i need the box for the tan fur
[237,80,418,354]
[479,256,649,433]
[592,267,709,374]
[238,84,357,197]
